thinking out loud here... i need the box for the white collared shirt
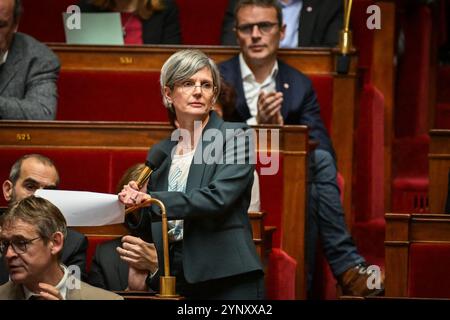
[23,264,70,300]
[239,53,279,125]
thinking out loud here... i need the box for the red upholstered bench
[57,70,168,122]
[0,147,148,207]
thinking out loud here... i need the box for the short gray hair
[1,196,68,257]
[160,49,221,113]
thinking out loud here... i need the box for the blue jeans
[306,149,365,290]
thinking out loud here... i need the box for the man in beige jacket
[0,196,122,300]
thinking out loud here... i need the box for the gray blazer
[0,32,60,120]
[0,280,123,300]
[128,112,263,286]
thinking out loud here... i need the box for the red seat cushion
[257,152,283,247]
[408,243,450,298]
[19,0,74,42]
[310,75,334,134]
[176,0,229,45]
[85,236,118,272]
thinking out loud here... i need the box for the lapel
[185,112,224,193]
[298,0,318,46]
[0,34,22,95]
[275,61,291,120]
[229,57,252,121]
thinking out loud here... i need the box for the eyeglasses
[0,236,42,255]
[178,80,216,95]
[235,22,279,35]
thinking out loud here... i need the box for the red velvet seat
[57,70,168,122]
[392,134,430,213]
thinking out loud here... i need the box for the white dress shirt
[239,54,279,125]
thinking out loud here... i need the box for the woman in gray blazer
[119,49,264,299]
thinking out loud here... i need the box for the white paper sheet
[35,189,125,226]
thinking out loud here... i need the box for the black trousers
[169,241,265,300]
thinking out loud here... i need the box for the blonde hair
[90,0,164,20]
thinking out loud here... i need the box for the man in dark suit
[0,0,60,120]
[219,0,382,297]
[446,169,450,214]
[221,0,343,47]
[0,154,88,285]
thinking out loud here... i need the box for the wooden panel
[429,130,450,212]
[385,213,410,297]
[332,76,357,226]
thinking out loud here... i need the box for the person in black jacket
[119,49,264,299]
[221,0,342,47]
[77,0,181,44]
[0,154,88,285]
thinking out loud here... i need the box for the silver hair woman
[160,49,221,127]
[119,49,264,299]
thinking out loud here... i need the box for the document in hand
[35,189,125,226]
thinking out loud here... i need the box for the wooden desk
[385,213,450,297]
[429,129,450,212]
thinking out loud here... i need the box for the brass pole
[125,198,179,298]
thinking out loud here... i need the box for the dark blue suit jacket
[219,56,335,157]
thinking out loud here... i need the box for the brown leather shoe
[338,264,385,297]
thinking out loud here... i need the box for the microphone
[125,148,166,216]
[135,147,167,189]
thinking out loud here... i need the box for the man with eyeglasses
[0,154,88,286]
[0,196,122,299]
[219,0,383,297]
[221,0,342,47]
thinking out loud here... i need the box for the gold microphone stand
[339,0,353,55]
[125,198,179,298]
